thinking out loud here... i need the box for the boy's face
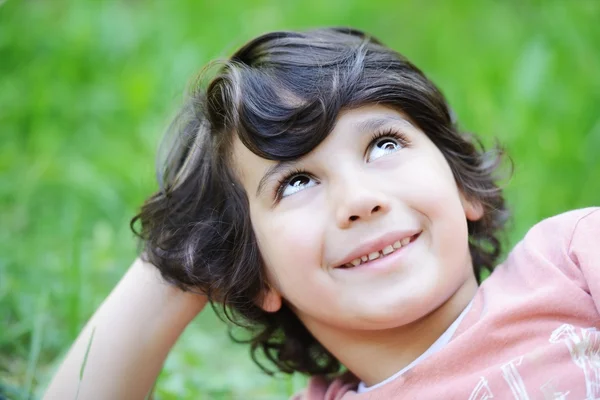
[232,104,482,334]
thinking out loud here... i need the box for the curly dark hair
[131,27,509,377]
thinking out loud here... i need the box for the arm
[43,258,207,400]
[569,208,600,311]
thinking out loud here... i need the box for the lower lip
[336,233,420,273]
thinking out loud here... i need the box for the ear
[259,286,282,313]
[461,194,484,222]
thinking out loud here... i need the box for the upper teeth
[344,236,413,268]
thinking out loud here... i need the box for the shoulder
[483,208,600,302]
[569,207,600,243]
[497,208,599,273]
[521,207,599,247]
[529,207,599,233]
[566,207,600,266]
[504,208,600,279]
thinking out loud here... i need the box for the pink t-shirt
[294,208,600,400]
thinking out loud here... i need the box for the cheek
[252,207,326,285]
[401,155,461,211]
[400,154,471,256]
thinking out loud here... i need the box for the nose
[333,175,391,229]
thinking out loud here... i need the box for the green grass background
[1,0,599,398]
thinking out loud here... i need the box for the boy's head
[133,28,508,375]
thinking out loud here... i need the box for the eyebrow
[256,160,296,198]
[254,115,413,198]
[355,115,413,133]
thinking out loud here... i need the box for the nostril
[372,205,381,212]
[349,215,359,221]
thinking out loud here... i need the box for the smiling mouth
[338,232,421,269]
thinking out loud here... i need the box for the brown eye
[290,176,310,187]
[368,136,403,161]
[378,139,400,151]
[281,174,316,197]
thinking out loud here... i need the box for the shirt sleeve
[568,208,600,313]
[290,377,329,400]
[290,374,358,400]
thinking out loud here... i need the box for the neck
[303,276,478,387]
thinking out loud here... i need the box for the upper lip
[332,229,421,268]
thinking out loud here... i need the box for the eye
[367,133,405,162]
[280,173,317,198]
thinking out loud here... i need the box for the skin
[43,259,207,399]
[43,104,483,397]
[233,104,483,386]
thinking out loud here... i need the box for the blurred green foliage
[1,0,599,398]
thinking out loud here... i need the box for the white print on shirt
[549,323,600,400]
[467,324,600,400]
[501,356,530,400]
[540,380,570,400]
[468,377,494,400]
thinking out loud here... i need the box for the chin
[345,296,436,329]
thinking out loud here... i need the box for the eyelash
[274,128,410,201]
[274,167,308,200]
[368,128,409,155]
